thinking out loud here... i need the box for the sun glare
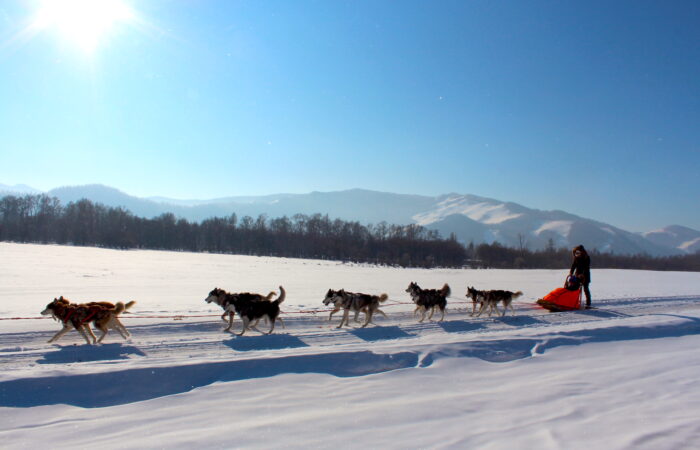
[33,0,135,53]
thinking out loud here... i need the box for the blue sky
[0,0,698,231]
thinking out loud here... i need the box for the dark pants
[583,283,591,307]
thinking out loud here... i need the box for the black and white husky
[235,286,286,335]
[466,286,488,316]
[322,289,388,329]
[405,282,450,322]
[205,287,283,333]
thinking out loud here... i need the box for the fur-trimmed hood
[572,244,589,258]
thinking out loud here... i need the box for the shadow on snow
[2,314,700,409]
[437,320,485,333]
[37,343,146,365]
[0,351,419,408]
[223,333,309,351]
[349,326,414,341]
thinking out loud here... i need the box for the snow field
[1,242,700,449]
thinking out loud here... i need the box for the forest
[1,194,698,271]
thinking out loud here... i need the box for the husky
[466,286,488,316]
[322,289,388,329]
[234,286,286,335]
[322,289,388,324]
[474,290,523,317]
[205,287,278,332]
[405,282,450,323]
[41,296,135,344]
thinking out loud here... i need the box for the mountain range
[2,183,698,256]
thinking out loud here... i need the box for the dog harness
[80,306,101,325]
[60,305,101,325]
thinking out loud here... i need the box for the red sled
[536,287,582,312]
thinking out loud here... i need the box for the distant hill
[0,183,41,196]
[3,183,698,256]
[643,225,700,254]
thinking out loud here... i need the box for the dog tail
[113,301,136,315]
[513,291,523,299]
[440,283,451,297]
[378,293,388,303]
[274,286,286,305]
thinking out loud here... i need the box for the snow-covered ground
[1,242,700,449]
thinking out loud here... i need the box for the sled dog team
[41,283,523,344]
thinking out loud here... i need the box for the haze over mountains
[2,183,699,256]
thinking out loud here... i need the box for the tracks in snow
[1,295,699,381]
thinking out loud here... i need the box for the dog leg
[354,309,362,323]
[366,308,386,324]
[111,321,128,340]
[113,318,131,339]
[96,323,110,344]
[418,307,427,323]
[237,317,251,336]
[277,317,286,329]
[267,317,276,334]
[329,306,340,321]
[337,309,350,328]
[48,324,73,343]
[224,310,235,332]
[75,325,94,345]
[439,306,445,322]
[84,324,98,344]
[475,301,487,318]
[427,306,436,321]
[249,316,268,334]
[221,311,228,322]
[361,309,373,328]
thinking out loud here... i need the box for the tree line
[1,194,698,271]
[465,241,700,272]
[0,194,465,268]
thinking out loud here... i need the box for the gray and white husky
[322,289,388,328]
[469,288,522,317]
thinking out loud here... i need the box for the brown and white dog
[41,296,135,344]
[405,282,450,322]
[205,287,285,335]
[322,289,388,329]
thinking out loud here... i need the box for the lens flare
[32,0,135,53]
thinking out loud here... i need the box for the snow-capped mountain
[3,183,698,256]
[412,194,680,256]
[643,225,700,254]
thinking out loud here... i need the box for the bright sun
[33,0,135,53]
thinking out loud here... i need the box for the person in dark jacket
[569,244,591,308]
